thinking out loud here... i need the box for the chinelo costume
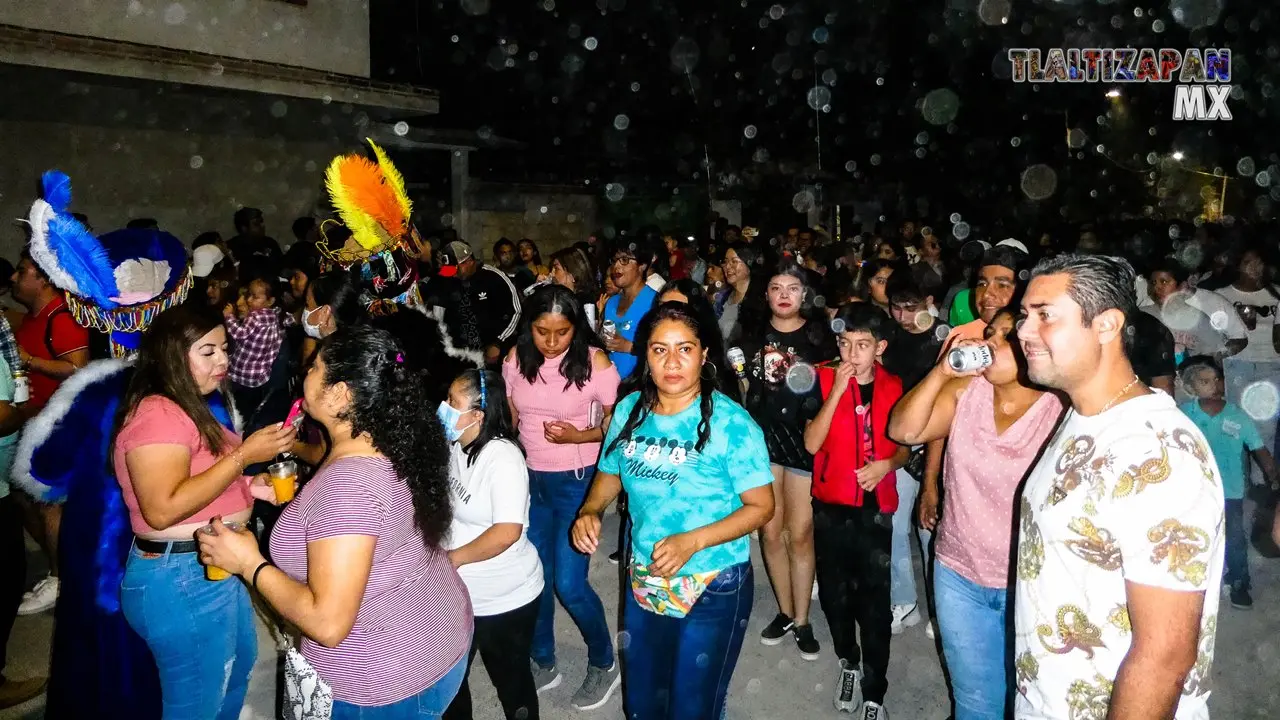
[321,139,482,380]
[11,171,192,718]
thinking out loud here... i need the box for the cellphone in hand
[283,398,306,429]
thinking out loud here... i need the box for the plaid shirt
[0,315,20,373]
[226,308,293,388]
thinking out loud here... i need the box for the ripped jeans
[121,543,257,720]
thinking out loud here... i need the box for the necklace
[1101,375,1142,413]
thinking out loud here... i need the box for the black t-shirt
[882,323,946,390]
[1127,309,1177,386]
[742,323,838,470]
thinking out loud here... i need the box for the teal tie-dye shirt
[599,390,773,574]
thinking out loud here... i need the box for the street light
[1172,151,1184,160]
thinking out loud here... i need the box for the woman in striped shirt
[199,325,474,717]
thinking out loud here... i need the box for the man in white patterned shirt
[1014,254,1224,720]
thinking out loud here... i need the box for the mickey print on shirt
[622,435,698,486]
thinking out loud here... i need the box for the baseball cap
[191,245,225,278]
[436,240,474,277]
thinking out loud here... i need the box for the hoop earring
[701,361,718,381]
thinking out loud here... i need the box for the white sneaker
[924,620,936,640]
[861,700,888,719]
[890,603,921,635]
[18,575,59,616]
[833,659,862,712]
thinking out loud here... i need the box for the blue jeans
[891,469,933,607]
[933,560,1008,720]
[1225,499,1250,591]
[621,561,753,720]
[120,544,257,720]
[527,466,615,669]
[333,653,468,719]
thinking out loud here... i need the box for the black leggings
[444,597,540,720]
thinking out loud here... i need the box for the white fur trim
[411,304,485,368]
[11,358,131,502]
[25,199,83,296]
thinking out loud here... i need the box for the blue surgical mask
[436,401,476,443]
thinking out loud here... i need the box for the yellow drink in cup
[200,521,241,581]
[268,460,298,503]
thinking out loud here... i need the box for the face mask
[436,401,477,443]
[301,306,325,339]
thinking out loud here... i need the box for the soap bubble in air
[1242,380,1280,421]
[163,3,187,25]
[1020,164,1058,200]
[807,86,832,111]
[921,88,961,125]
[613,114,630,130]
[605,183,626,202]
[393,121,409,136]
[785,362,818,394]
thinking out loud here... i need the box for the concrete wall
[0,118,348,257]
[0,0,370,77]
[464,183,597,261]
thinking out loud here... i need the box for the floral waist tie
[630,563,721,618]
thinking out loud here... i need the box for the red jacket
[811,363,903,511]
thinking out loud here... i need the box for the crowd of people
[2,158,1278,720]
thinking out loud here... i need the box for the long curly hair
[608,302,718,454]
[515,284,604,391]
[318,326,451,547]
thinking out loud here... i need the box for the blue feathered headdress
[26,170,192,356]
[26,171,119,309]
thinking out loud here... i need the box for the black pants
[0,496,26,679]
[444,597,540,720]
[812,498,893,704]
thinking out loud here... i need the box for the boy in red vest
[803,303,908,720]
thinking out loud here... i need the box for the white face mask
[301,305,326,339]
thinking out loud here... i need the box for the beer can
[947,345,993,373]
[12,370,29,405]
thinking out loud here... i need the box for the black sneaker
[1230,586,1254,610]
[794,624,821,661]
[759,612,795,646]
[608,549,620,565]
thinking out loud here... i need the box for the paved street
[4,509,1279,719]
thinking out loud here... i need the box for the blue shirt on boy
[603,286,657,378]
[1179,400,1263,500]
[599,391,772,575]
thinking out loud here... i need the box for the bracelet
[231,449,246,473]
[251,561,271,592]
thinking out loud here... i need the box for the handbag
[283,645,334,720]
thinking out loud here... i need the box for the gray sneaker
[531,661,562,694]
[571,662,621,710]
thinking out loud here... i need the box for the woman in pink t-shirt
[200,325,473,717]
[888,308,1063,720]
[502,285,622,708]
[112,306,297,718]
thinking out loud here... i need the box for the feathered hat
[25,170,191,357]
[320,139,430,315]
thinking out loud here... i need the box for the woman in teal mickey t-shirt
[571,302,774,720]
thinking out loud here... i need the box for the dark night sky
[370,0,1279,234]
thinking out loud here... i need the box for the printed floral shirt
[1013,392,1224,720]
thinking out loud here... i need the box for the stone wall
[464,182,597,261]
[0,0,370,77]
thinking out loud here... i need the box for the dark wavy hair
[114,305,234,456]
[608,302,718,454]
[307,270,367,330]
[318,326,451,547]
[515,285,603,391]
[451,368,525,466]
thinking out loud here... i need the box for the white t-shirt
[1216,285,1280,362]
[1013,392,1223,720]
[1144,287,1246,358]
[444,439,544,616]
